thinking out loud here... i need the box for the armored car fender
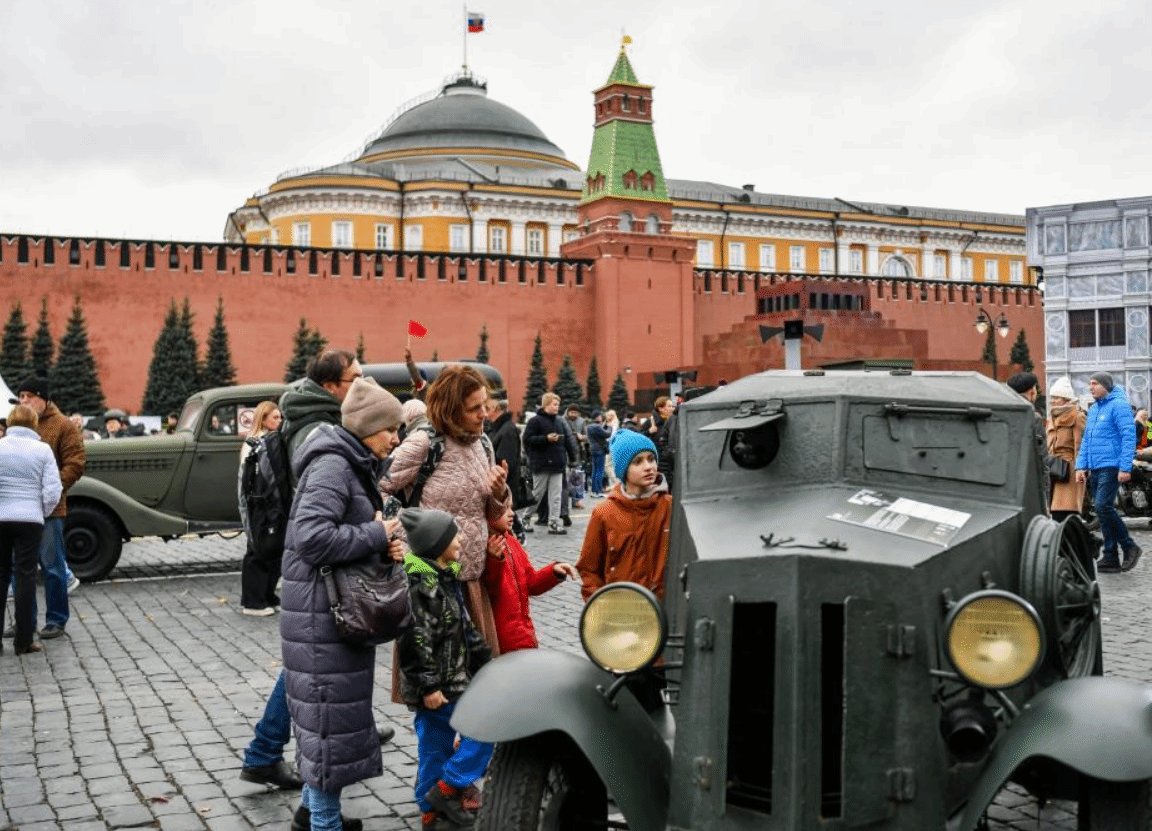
[452,648,672,831]
[955,676,1152,831]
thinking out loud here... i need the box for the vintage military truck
[65,362,502,582]
[454,370,1152,831]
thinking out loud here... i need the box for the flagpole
[462,4,468,74]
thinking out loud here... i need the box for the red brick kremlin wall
[0,234,1045,415]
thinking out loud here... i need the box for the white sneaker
[67,576,81,593]
[241,606,276,617]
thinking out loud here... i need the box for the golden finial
[621,33,632,51]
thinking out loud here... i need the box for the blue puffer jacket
[280,423,391,793]
[1076,386,1136,472]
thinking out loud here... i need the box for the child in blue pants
[397,508,493,830]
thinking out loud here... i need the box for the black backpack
[399,425,494,508]
[240,431,293,558]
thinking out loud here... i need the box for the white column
[548,222,563,258]
[836,241,852,274]
[510,220,527,256]
[472,219,487,254]
[921,244,934,279]
[866,244,880,276]
[950,249,963,281]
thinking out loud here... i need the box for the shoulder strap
[408,426,445,508]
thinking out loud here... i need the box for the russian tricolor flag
[466,10,485,32]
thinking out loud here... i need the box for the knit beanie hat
[9,374,50,404]
[1090,372,1114,393]
[1049,376,1076,401]
[341,377,403,439]
[399,508,458,561]
[610,429,658,483]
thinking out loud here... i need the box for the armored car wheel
[1020,515,1103,683]
[65,503,123,583]
[476,733,607,831]
[1078,777,1152,830]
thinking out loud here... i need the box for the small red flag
[408,320,428,338]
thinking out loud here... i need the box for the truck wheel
[65,504,123,583]
[476,734,606,831]
[1020,515,1102,682]
[1079,777,1152,830]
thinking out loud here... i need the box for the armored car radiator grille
[725,602,846,820]
[726,602,776,813]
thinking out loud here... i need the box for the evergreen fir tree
[30,296,54,378]
[1009,329,1034,373]
[980,326,998,379]
[431,349,439,361]
[201,296,236,388]
[584,357,603,411]
[607,373,631,413]
[476,324,490,364]
[50,296,105,414]
[0,300,30,385]
[551,354,583,409]
[284,318,327,381]
[176,298,202,392]
[285,318,312,382]
[356,332,366,363]
[142,300,198,414]
[522,333,549,415]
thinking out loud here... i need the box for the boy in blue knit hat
[575,430,672,603]
[397,508,493,830]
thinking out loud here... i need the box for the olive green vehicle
[453,370,1152,831]
[65,362,502,583]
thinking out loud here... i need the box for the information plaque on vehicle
[827,488,971,546]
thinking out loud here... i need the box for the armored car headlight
[580,583,667,674]
[944,591,1044,689]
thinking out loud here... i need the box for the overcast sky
[3,0,1151,242]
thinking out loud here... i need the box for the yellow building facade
[226,68,1029,285]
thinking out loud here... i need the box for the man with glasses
[239,349,394,792]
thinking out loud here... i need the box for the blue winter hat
[610,430,657,483]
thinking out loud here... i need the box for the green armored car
[65,362,502,582]
[454,370,1152,831]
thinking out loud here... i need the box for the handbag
[1046,455,1071,484]
[321,558,413,647]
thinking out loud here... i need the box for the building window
[984,260,999,282]
[638,97,647,114]
[489,226,506,253]
[449,225,468,253]
[696,240,714,268]
[375,223,391,250]
[646,214,660,234]
[563,229,579,243]
[934,253,947,278]
[292,222,310,247]
[789,245,805,273]
[728,242,745,270]
[849,249,863,274]
[527,228,544,255]
[961,257,973,280]
[818,248,834,274]
[1010,260,1023,283]
[622,170,638,189]
[881,256,912,277]
[405,224,423,251]
[1070,308,1126,348]
[332,221,353,248]
[619,211,633,232]
[621,94,631,112]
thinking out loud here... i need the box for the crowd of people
[1009,369,1143,574]
[229,349,675,830]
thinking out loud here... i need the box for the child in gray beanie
[396,507,493,829]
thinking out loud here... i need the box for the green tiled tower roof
[606,49,639,86]
[582,48,668,204]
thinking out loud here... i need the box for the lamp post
[974,307,1011,380]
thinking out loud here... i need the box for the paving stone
[101,803,158,828]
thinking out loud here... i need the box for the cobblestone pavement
[2,510,1151,830]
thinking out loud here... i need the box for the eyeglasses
[339,373,363,385]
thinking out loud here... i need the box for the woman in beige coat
[1047,376,1086,522]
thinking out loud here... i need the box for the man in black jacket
[486,398,523,510]
[522,393,568,535]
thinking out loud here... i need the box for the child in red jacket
[482,503,578,652]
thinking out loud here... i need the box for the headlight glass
[580,583,666,673]
[945,592,1043,689]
